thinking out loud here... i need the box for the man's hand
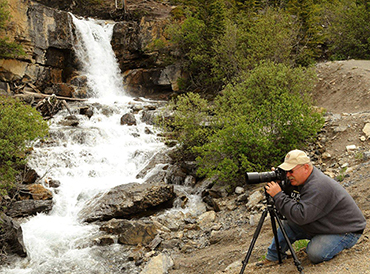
[265,181,282,198]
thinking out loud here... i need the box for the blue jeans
[266,220,362,263]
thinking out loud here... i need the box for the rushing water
[0,15,172,274]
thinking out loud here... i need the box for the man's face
[286,164,310,186]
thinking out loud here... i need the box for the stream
[1,14,183,274]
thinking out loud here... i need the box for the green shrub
[163,62,324,185]
[165,0,228,92]
[0,96,49,197]
[159,92,213,160]
[197,62,324,184]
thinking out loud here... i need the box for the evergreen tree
[286,0,324,65]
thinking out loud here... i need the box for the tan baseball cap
[278,150,310,171]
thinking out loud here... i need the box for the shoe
[255,259,279,267]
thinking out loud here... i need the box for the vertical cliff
[0,0,182,100]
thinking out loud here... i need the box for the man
[263,149,366,264]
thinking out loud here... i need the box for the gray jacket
[274,167,366,236]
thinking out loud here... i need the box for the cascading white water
[0,15,168,274]
[71,14,125,99]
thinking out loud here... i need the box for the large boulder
[0,213,27,257]
[79,182,176,222]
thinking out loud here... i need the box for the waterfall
[70,13,125,99]
[0,15,167,274]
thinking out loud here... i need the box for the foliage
[294,239,309,251]
[285,0,325,65]
[164,1,326,94]
[160,92,213,160]
[165,0,229,92]
[210,8,300,86]
[0,96,49,197]
[324,0,370,60]
[0,0,25,58]
[161,62,324,184]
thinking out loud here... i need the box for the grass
[258,239,309,262]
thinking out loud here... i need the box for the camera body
[245,168,290,191]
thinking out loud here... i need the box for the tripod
[239,191,304,274]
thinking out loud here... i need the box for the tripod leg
[273,212,304,273]
[269,210,283,263]
[239,209,268,274]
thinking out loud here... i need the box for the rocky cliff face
[0,0,180,100]
[1,0,74,94]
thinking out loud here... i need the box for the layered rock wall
[0,0,181,100]
[1,0,75,95]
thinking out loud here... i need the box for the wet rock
[22,167,39,184]
[79,182,176,222]
[45,177,61,188]
[79,106,94,118]
[6,200,53,217]
[59,115,79,126]
[93,236,115,246]
[0,213,27,257]
[166,164,187,185]
[202,195,220,212]
[136,151,173,179]
[120,112,137,126]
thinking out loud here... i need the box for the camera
[246,168,286,184]
[245,168,290,191]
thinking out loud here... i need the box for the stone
[140,253,174,274]
[235,186,245,194]
[26,184,53,200]
[246,190,264,210]
[197,211,216,229]
[120,112,137,126]
[59,115,79,126]
[346,145,357,151]
[52,83,75,97]
[158,63,183,91]
[333,125,347,132]
[22,168,39,184]
[0,213,27,257]
[321,152,331,160]
[6,200,53,217]
[79,182,176,222]
[362,123,370,137]
[0,59,28,81]
[45,178,61,188]
[93,236,115,246]
[100,218,158,245]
